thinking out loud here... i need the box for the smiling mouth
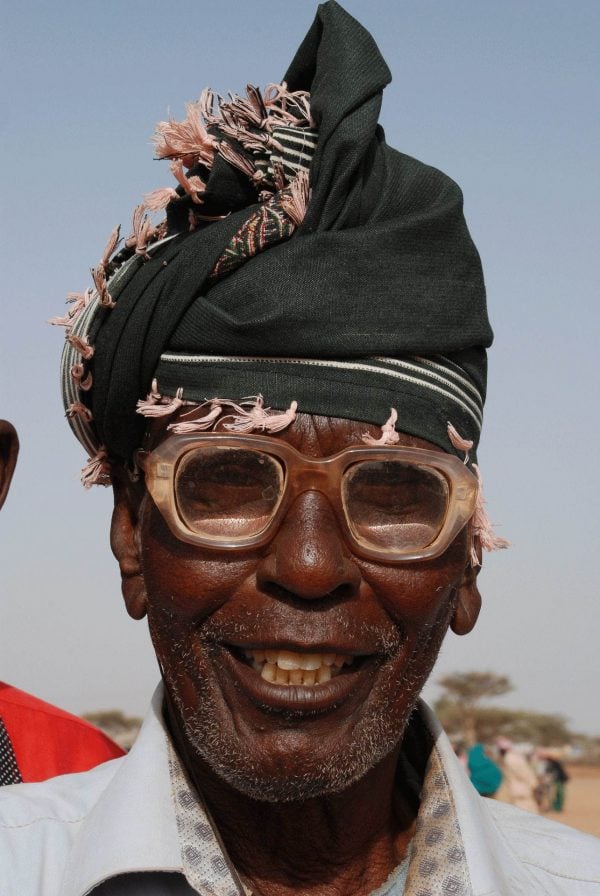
[240,649,355,687]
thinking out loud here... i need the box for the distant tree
[437,671,513,707]
[436,705,571,746]
[436,671,513,744]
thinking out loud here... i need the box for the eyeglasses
[136,434,478,563]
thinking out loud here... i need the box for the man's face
[117,414,477,801]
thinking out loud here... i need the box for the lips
[218,642,379,715]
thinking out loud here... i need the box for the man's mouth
[217,641,385,715]
[241,648,354,686]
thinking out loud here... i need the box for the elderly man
[2,3,599,894]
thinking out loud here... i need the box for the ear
[110,468,148,620]
[0,420,19,512]
[449,555,482,636]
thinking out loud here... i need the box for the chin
[182,702,416,803]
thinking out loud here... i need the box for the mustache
[153,601,405,658]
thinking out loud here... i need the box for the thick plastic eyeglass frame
[136,433,478,563]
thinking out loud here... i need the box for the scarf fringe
[362,408,400,446]
[447,422,509,566]
[70,363,93,391]
[66,401,93,423]
[81,447,111,489]
[280,169,310,227]
[470,463,510,566]
[136,388,298,436]
[66,332,94,360]
[136,386,185,417]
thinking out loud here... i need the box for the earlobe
[449,562,482,636]
[0,420,19,512]
[110,472,148,620]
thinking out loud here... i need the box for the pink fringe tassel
[168,403,223,433]
[220,396,298,433]
[125,204,157,256]
[136,387,185,418]
[67,333,94,360]
[263,82,313,127]
[280,169,310,226]
[81,447,111,489]
[91,264,115,309]
[48,289,94,329]
[169,160,205,203]
[48,311,75,329]
[144,186,179,211]
[447,421,473,463]
[470,464,510,566]
[135,387,298,436]
[362,408,400,446]
[152,100,218,169]
[71,364,93,391]
[66,401,93,423]
[447,422,509,566]
[100,225,121,269]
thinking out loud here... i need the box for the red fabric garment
[0,682,124,783]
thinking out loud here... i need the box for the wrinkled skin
[0,420,19,512]
[111,414,481,896]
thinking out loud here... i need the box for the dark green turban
[60,0,492,470]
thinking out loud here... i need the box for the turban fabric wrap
[64,1,493,466]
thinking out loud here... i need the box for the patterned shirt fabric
[165,716,465,896]
[0,719,22,787]
[403,750,470,895]
[167,740,248,896]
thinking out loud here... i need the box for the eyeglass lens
[176,447,285,539]
[342,460,449,552]
[174,446,450,552]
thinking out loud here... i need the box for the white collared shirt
[1,685,599,895]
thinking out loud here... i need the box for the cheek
[138,499,257,620]
[358,531,468,628]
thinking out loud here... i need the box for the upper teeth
[243,649,354,686]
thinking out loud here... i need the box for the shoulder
[0,681,111,736]
[0,682,124,781]
[0,759,122,895]
[487,798,600,892]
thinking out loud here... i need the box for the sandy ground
[541,765,600,839]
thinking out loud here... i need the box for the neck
[167,707,420,896]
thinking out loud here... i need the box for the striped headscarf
[56,1,493,479]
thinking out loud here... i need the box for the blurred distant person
[496,735,539,813]
[453,741,468,769]
[545,754,570,813]
[0,420,124,785]
[467,742,503,798]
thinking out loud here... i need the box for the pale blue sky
[1,1,599,733]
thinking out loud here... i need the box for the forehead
[146,411,444,458]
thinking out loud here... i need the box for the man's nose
[256,490,361,601]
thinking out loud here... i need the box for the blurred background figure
[0,420,124,786]
[468,741,503,798]
[453,741,469,770]
[540,751,570,813]
[496,735,540,813]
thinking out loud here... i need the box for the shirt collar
[62,685,182,896]
[62,686,531,896]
